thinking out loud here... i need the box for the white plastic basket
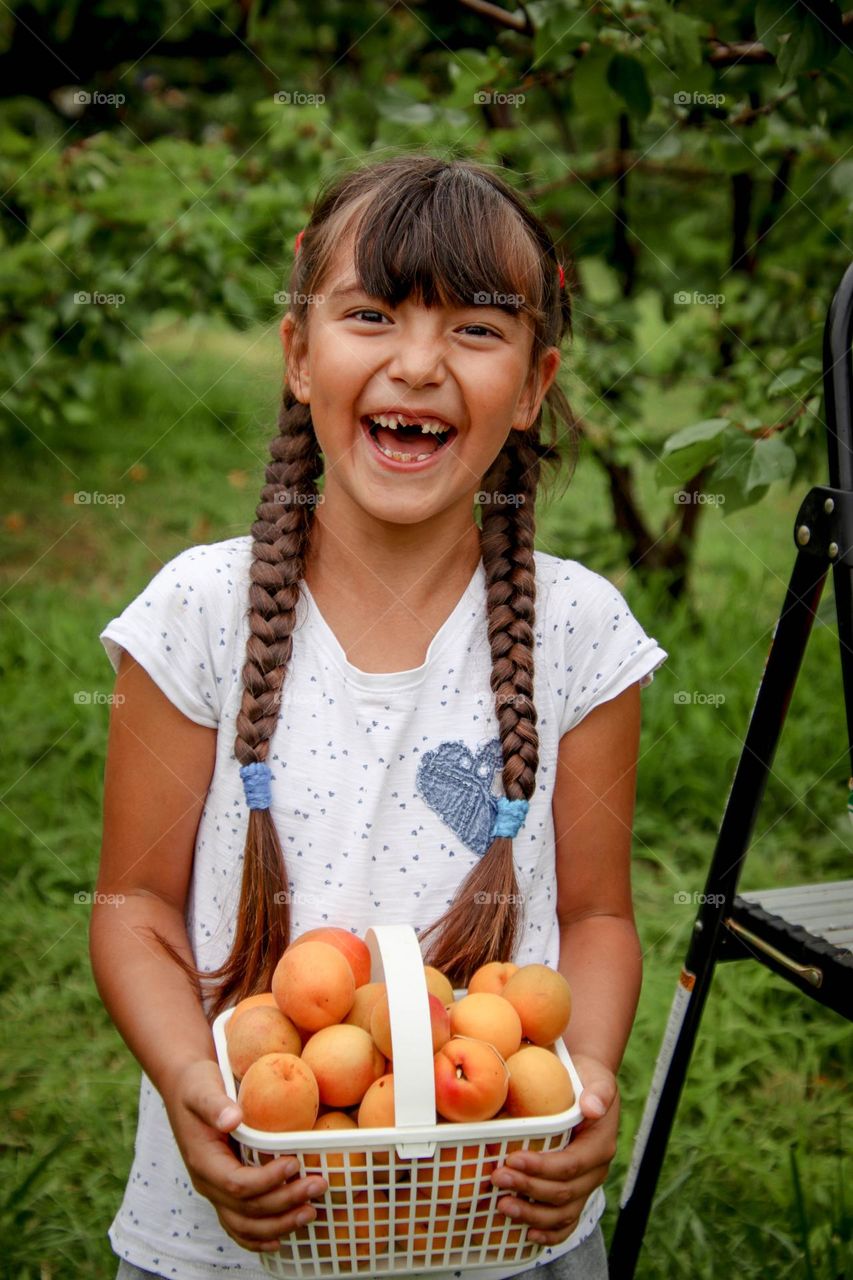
[212,924,584,1277]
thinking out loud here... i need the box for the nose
[385,322,449,388]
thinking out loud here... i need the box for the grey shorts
[115,1222,608,1279]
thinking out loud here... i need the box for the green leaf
[747,433,797,489]
[776,3,843,79]
[657,7,706,71]
[657,419,731,488]
[707,432,767,513]
[606,54,652,121]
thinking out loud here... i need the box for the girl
[93,153,667,1280]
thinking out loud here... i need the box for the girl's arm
[489,681,643,1243]
[90,651,326,1255]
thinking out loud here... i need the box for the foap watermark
[74,490,126,506]
[73,90,126,108]
[74,290,126,307]
[475,492,525,506]
[673,690,726,707]
[75,890,126,906]
[674,490,725,506]
[274,290,325,307]
[274,491,325,506]
[674,91,725,108]
[273,90,325,106]
[474,90,525,107]
[273,890,324,907]
[473,291,525,308]
[673,890,725,907]
[674,290,724,309]
[74,690,126,706]
[474,891,525,905]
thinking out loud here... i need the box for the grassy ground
[1,322,849,1278]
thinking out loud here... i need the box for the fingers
[219,1198,321,1253]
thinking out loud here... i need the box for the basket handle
[364,925,436,1130]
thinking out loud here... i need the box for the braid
[150,391,324,1017]
[420,428,542,986]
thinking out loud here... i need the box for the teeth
[370,412,450,435]
[374,440,434,463]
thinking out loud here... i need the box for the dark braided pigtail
[419,427,543,986]
[150,390,323,1017]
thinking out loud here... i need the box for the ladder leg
[608,548,827,1279]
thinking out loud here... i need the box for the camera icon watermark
[274,290,325,307]
[73,90,126,107]
[273,890,323,907]
[473,291,525,308]
[73,291,125,307]
[674,490,725,506]
[274,491,325,505]
[73,491,126,506]
[474,91,525,107]
[673,890,725,907]
[74,890,126,905]
[673,690,726,707]
[673,91,725,108]
[273,90,325,106]
[673,290,725,308]
[73,690,126,706]
[475,491,525,506]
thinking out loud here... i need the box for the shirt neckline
[300,559,484,690]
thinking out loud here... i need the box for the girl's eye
[461,324,502,339]
[350,309,389,323]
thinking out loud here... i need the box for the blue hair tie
[240,761,272,811]
[490,796,529,839]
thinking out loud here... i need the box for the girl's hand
[163,1059,328,1255]
[489,1054,619,1246]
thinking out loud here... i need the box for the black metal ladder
[608,260,853,1278]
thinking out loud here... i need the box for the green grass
[1,323,849,1278]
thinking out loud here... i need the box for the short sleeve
[99,544,231,728]
[556,563,668,737]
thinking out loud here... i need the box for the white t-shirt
[99,535,667,1279]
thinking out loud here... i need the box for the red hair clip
[294,228,305,254]
[558,263,565,289]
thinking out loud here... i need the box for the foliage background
[1,1,851,1276]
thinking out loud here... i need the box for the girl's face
[280,240,560,528]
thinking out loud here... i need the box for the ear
[280,312,310,404]
[514,346,561,431]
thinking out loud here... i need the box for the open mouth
[360,415,458,466]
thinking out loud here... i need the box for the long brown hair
[159,153,579,1014]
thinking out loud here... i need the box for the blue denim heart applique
[416,738,504,856]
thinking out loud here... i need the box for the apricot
[414,1142,495,1206]
[501,964,572,1045]
[450,992,522,1060]
[325,1189,390,1261]
[424,965,455,1005]
[237,1052,319,1132]
[311,1111,368,1198]
[343,981,386,1032]
[504,1045,575,1117]
[467,961,519,996]
[228,992,278,1023]
[290,927,372,988]
[301,1024,385,1108]
[357,1073,395,1128]
[272,940,355,1031]
[394,1187,466,1257]
[225,1005,302,1080]
[371,991,450,1058]
[434,1037,509,1122]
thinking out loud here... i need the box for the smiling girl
[92,154,667,1280]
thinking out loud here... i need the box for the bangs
[319,167,546,323]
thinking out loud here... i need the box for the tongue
[375,424,440,457]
